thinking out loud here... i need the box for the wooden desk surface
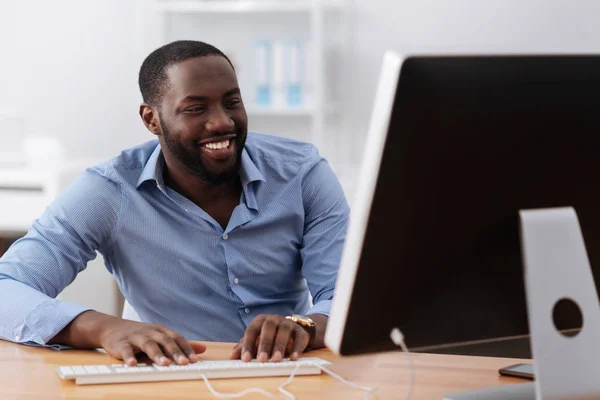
[0,339,528,400]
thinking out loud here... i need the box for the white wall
[344,0,600,184]
[0,0,148,164]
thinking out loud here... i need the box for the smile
[198,134,237,161]
[202,139,231,150]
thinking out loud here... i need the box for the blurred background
[1,0,600,317]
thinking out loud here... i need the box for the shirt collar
[240,148,266,211]
[240,148,265,186]
[136,143,266,190]
[136,143,165,189]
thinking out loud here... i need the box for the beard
[160,119,246,186]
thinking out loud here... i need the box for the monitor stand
[444,207,600,400]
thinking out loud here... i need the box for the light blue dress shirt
[0,133,349,347]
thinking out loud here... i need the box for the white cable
[314,363,377,395]
[200,354,380,400]
[278,361,377,400]
[390,327,414,400]
[200,373,280,399]
[278,364,301,399]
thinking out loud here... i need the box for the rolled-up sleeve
[300,152,350,317]
[0,167,122,347]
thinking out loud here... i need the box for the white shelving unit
[155,0,345,13]
[135,0,349,155]
[0,169,59,236]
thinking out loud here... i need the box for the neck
[163,159,242,209]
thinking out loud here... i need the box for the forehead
[164,56,238,99]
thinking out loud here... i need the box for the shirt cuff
[308,299,331,317]
[21,298,92,346]
[21,341,73,351]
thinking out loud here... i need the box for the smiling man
[0,41,349,366]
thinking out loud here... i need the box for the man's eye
[186,106,205,113]
[226,99,241,107]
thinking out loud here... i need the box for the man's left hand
[230,314,310,363]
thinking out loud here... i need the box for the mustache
[205,131,237,140]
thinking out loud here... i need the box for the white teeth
[204,140,230,150]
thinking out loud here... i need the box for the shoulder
[244,133,318,163]
[244,133,322,182]
[87,140,159,186]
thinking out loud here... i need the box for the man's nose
[206,107,235,132]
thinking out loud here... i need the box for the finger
[173,338,196,364]
[189,340,207,355]
[290,327,310,361]
[271,321,295,362]
[242,316,266,362]
[160,327,202,362]
[285,338,294,357]
[257,318,278,363]
[152,333,189,365]
[135,337,170,366]
[115,342,137,366]
[230,340,243,360]
[240,337,259,362]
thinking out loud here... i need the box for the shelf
[246,105,315,116]
[157,0,344,13]
[145,0,348,152]
[246,104,336,116]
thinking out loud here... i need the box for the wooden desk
[0,339,528,400]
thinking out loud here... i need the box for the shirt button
[14,335,20,341]
[244,308,250,314]
[233,278,239,284]
[222,234,229,240]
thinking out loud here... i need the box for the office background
[1,0,600,318]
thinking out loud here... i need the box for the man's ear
[139,104,162,136]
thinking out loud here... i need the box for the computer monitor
[325,53,600,357]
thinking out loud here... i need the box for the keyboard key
[58,367,74,377]
[114,368,137,374]
[84,366,99,374]
[71,366,87,375]
[97,366,111,374]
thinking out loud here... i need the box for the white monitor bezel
[325,51,404,355]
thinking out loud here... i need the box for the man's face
[157,56,248,185]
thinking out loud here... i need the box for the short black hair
[138,40,234,106]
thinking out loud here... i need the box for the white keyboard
[57,357,331,385]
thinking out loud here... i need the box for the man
[0,40,349,367]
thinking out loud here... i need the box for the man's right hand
[49,310,206,366]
